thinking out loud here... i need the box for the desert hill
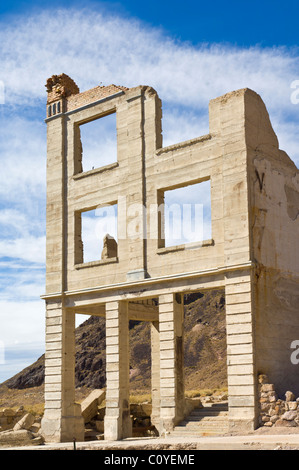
[2,289,227,393]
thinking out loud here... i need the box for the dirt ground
[0,385,91,416]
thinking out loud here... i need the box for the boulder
[263,421,273,427]
[81,389,106,423]
[274,419,297,427]
[30,422,41,433]
[260,384,275,393]
[13,413,35,431]
[0,429,43,447]
[285,391,296,402]
[2,408,15,417]
[270,415,280,423]
[281,410,297,421]
[258,374,269,384]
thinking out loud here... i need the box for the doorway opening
[183,289,227,397]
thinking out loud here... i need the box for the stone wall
[246,94,299,397]
[259,374,299,427]
[0,407,25,431]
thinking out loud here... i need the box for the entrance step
[84,427,104,441]
[168,402,229,437]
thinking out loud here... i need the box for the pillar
[159,293,185,433]
[225,270,258,432]
[104,300,132,440]
[151,321,160,430]
[40,301,84,442]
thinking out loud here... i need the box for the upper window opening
[159,180,212,248]
[79,112,117,173]
[78,204,118,264]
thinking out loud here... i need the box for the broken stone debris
[0,408,44,447]
[259,374,299,427]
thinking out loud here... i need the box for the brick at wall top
[45,72,128,111]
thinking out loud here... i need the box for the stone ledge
[73,162,119,180]
[157,239,214,255]
[156,134,212,156]
[75,257,118,270]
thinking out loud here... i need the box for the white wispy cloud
[0,10,298,112]
[0,9,298,159]
[0,236,45,265]
[1,8,298,159]
[0,116,46,203]
[0,270,45,302]
[0,299,44,347]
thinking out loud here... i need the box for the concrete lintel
[41,262,254,303]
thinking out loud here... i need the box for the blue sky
[0,0,298,383]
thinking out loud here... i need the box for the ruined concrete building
[40,74,299,442]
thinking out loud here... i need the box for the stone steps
[168,402,229,437]
[187,411,228,418]
[84,428,104,441]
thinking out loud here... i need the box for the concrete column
[41,301,84,442]
[45,114,66,295]
[104,300,132,440]
[125,90,147,281]
[225,270,257,432]
[159,293,185,433]
[151,321,160,430]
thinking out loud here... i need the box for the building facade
[40,74,299,442]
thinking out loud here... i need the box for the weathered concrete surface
[41,74,299,443]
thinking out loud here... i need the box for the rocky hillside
[2,289,227,392]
